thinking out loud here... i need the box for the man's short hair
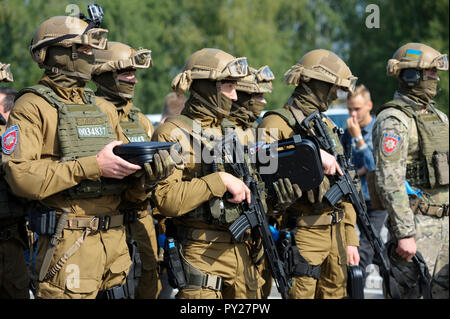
[0,87,17,113]
[347,84,371,104]
[162,92,186,119]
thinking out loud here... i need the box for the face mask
[45,46,95,85]
[308,79,336,112]
[399,79,439,105]
[116,80,135,101]
[190,79,232,118]
[93,71,135,102]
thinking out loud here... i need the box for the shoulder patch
[2,125,19,155]
[381,131,401,156]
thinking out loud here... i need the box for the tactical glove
[137,145,184,189]
[273,178,302,211]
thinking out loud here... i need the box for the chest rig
[120,106,150,142]
[381,100,449,189]
[166,115,245,226]
[15,84,128,199]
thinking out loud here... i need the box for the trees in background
[1,0,448,114]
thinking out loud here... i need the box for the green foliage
[1,0,448,115]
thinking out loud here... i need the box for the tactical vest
[166,115,245,226]
[14,85,128,199]
[120,107,150,142]
[378,100,449,189]
[264,107,345,207]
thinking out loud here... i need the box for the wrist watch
[354,135,363,143]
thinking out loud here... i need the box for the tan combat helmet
[171,48,249,94]
[386,42,448,78]
[284,49,357,93]
[236,65,274,94]
[92,41,152,75]
[0,62,13,82]
[29,16,108,80]
[92,41,152,100]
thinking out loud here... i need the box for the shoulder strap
[377,99,414,118]
[263,108,297,129]
[16,84,65,110]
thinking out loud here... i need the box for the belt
[296,210,345,227]
[177,226,250,243]
[64,215,125,232]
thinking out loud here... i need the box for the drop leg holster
[163,235,223,292]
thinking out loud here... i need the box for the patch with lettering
[2,125,19,155]
[128,135,146,142]
[382,131,402,156]
[77,125,108,138]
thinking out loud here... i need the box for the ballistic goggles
[0,63,13,82]
[118,49,152,69]
[388,54,448,77]
[294,64,358,93]
[256,65,275,82]
[31,27,108,54]
[190,57,249,80]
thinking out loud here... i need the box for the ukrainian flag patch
[405,49,422,60]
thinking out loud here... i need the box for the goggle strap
[32,33,79,52]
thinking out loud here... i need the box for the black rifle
[218,133,290,299]
[300,110,400,299]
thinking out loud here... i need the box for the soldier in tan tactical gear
[0,63,30,299]
[258,49,360,299]
[92,41,163,299]
[151,48,267,299]
[222,65,274,145]
[372,43,449,299]
[1,16,177,299]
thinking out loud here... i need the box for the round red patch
[2,125,19,155]
[382,132,401,156]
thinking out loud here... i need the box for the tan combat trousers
[176,230,265,299]
[35,227,131,299]
[289,220,348,299]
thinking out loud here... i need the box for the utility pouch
[163,237,187,289]
[28,205,56,236]
[432,151,449,186]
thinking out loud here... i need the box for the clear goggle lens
[433,55,448,70]
[257,65,275,81]
[132,49,152,68]
[227,57,248,77]
[84,28,108,50]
